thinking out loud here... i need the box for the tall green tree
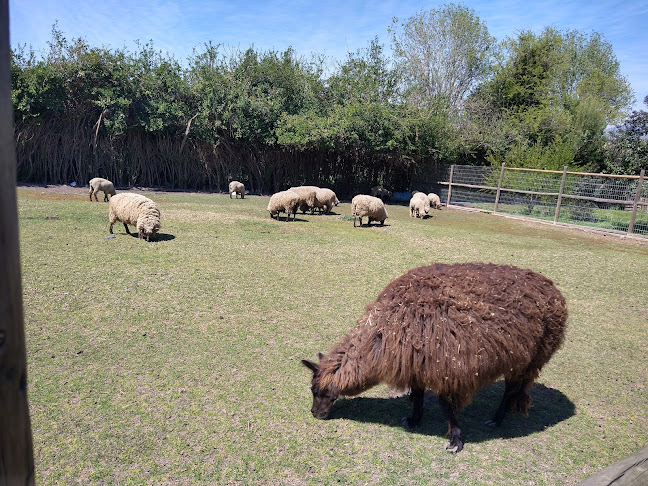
[605,96,648,175]
[390,3,496,111]
[466,27,633,170]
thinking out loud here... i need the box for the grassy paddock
[17,187,648,485]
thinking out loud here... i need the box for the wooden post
[446,165,455,207]
[628,169,645,235]
[493,163,506,213]
[554,166,568,224]
[0,0,36,483]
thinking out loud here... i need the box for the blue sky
[9,0,648,111]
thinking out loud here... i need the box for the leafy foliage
[465,28,632,171]
[10,12,640,192]
[605,96,648,175]
[390,4,496,112]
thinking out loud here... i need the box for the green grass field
[17,187,648,485]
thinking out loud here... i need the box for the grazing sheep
[351,195,388,227]
[229,181,245,199]
[370,186,392,201]
[89,177,116,202]
[302,262,567,453]
[108,193,161,241]
[267,190,300,221]
[409,192,430,219]
[314,188,339,214]
[428,193,442,210]
[289,186,319,213]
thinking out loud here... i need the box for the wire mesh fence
[439,165,648,238]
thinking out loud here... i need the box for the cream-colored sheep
[370,185,392,200]
[89,177,116,202]
[267,190,300,221]
[229,181,245,199]
[351,194,388,227]
[108,193,161,241]
[410,192,430,219]
[289,186,318,213]
[313,188,339,214]
[427,192,442,209]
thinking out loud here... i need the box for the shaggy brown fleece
[303,262,567,452]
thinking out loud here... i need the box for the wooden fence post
[628,169,645,235]
[554,166,568,224]
[493,163,506,213]
[0,0,36,483]
[446,165,455,207]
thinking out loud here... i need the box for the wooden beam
[0,0,36,483]
[574,444,648,486]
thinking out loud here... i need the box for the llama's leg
[439,396,463,453]
[485,379,533,427]
[402,388,425,428]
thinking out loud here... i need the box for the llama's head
[301,356,339,419]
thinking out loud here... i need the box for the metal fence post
[446,165,455,207]
[553,166,568,224]
[493,163,506,213]
[628,169,645,235]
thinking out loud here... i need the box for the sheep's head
[301,356,339,419]
[138,221,161,242]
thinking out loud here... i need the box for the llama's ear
[318,352,324,360]
[301,359,319,374]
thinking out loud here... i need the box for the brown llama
[302,262,567,452]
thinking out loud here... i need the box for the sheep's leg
[109,222,114,234]
[485,379,532,427]
[123,223,132,235]
[439,396,464,453]
[402,388,425,428]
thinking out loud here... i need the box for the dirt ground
[16,183,196,197]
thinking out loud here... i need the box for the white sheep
[351,194,388,227]
[370,185,392,201]
[313,188,339,214]
[89,177,116,202]
[267,190,300,221]
[427,192,442,209]
[410,192,430,219]
[289,186,318,213]
[108,193,161,241]
[229,181,245,199]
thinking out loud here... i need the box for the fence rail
[440,164,648,238]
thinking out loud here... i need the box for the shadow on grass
[120,232,176,242]
[351,222,391,228]
[271,216,309,222]
[329,381,575,444]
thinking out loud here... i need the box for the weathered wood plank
[575,445,648,486]
[0,0,35,483]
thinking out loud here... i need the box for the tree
[390,4,496,112]
[327,37,400,105]
[605,95,648,175]
[466,28,633,170]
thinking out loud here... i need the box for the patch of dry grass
[17,187,648,485]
